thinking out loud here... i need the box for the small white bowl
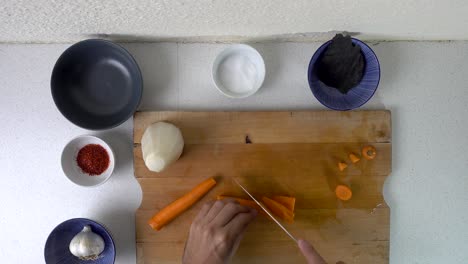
[212,44,265,98]
[61,135,115,187]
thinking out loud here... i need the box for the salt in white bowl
[212,44,265,98]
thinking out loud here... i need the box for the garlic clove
[69,225,105,260]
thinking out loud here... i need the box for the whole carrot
[148,177,217,231]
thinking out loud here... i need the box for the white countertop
[1,41,467,263]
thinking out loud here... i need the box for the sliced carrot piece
[262,196,295,223]
[349,153,360,163]
[362,145,377,160]
[148,177,217,231]
[216,195,264,214]
[271,195,296,212]
[338,161,348,171]
[335,185,352,201]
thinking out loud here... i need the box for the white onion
[141,122,184,172]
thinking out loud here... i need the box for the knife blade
[232,178,297,243]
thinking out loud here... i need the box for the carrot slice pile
[218,195,296,222]
[216,195,264,214]
[262,196,295,223]
[335,185,352,201]
[271,195,296,212]
[148,177,217,231]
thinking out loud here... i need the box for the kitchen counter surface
[1,41,467,263]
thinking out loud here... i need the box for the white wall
[1,0,468,43]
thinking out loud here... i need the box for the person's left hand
[182,199,258,264]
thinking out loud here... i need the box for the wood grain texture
[133,111,391,144]
[134,111,392,264]
[134,143,391,179]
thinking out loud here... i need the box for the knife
[233,178,297,243]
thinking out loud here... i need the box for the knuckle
[214,200,224,207]
[202,201,215,211]
[201,202,211,210]
[225,203,238,211]
[214,232,229,246]
[205,226,216,237]
[190,221,202,232]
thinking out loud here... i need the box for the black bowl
[51,39,142,130]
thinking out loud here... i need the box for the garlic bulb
[69,225,105,260]
[141,122,184,172]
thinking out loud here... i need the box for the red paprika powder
[76,144,110,176]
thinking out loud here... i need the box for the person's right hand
[298,239,326,264]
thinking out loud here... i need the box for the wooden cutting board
[134,111,392,264]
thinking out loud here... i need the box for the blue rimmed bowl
[308,38,380,111]
[44,218,115,264]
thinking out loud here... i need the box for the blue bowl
[44,218,115,264]
[308,38,380,110]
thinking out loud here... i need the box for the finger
[225,209,257,238]
[211,202,251,227]
[218,197,237,204]
[193,200,215,223]
[297,239,326,264]
[203,200,229,224]
[225,223,248,261]
[228,210,257,256]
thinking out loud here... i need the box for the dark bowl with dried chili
[308,35,380,111]
[61,135,115,187]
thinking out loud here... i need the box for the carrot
[338,161,348,171]
[271,196,296,212]
[362,145,377,160]
[349,153,360,163]
[216,195,264,214]
[335,185,352,201]
[148,177,217,231]
[262,196,295,223]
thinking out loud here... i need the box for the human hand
[298,239,326,264]
[182,199,258,264]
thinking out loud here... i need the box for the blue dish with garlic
[44,218,115,264]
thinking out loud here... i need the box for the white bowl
[212,44,265,98]
[61,135,115,187]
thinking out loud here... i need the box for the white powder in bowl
[216,53,258,95]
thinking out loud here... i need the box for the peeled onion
[141,122,184,172]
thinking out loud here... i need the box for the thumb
[297,239,326,264]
